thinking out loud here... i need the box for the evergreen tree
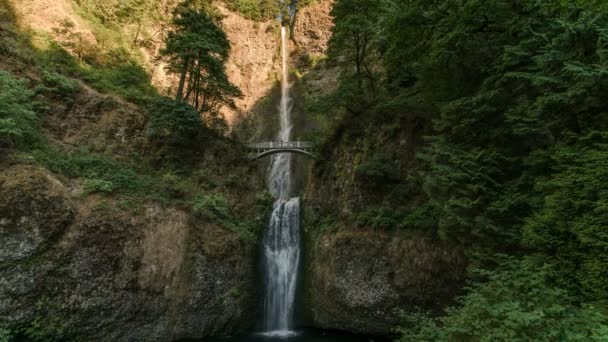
[161,5,241,132]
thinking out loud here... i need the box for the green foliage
[12,319,68,342]
[324,0,384,114]
[192,193,231,220]
[0,70,40,148]
[192,194,258,241]
[323,0,608,336]
[79,60,157,103]
[84,178,115,193]
[33,149,153,196]
[227,287,242,298]
[161,5,241,127]
[40,70,79,101]
[524,134,608,300]
[354,153,400,188]
[0,328,11,342]
[355,207,400,229]
[146,97,206,148]
[400,204,436,231]
[396,257,608,342]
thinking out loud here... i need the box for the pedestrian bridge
[246,141,314,160]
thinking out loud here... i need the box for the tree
[160,5,241,131]
[325,0,384,115]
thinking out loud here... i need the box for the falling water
[262,26,301,335]
[268,26,294,200]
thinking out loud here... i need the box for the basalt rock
[306,229,466,335]
[0,166,258,341]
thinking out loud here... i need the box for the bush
[192,194,231,221]
[40,70,79,100]
[396,257,608,342]
[147,97,208,151]
[80,61,156,103]
[355,207,401,229]
[34,149,153,196]
[192,194,257,241]
[523,136,608,300]
[0,70,40,148]
[84,178,114,193]
[0,328,12,342]
[355,153,401,188]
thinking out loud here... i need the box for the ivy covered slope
[304,0,608,339]
[0,1,269,341]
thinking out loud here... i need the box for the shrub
[0,328,12,342]
[396,257,608,342]
[40,70,79,100]
[34,149,152,196]
[191,194,257,241]
[523,136,608,300]
[80,61,156,103]
[355,153,401,188]
[84,178,114,193]
[192,194,231,221]
[355,207,400,229]
[399,204,436,231]
[147,97,208,150]
[0,70,39,148]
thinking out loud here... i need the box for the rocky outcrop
[292,0,334,56]
[0,165,258,341]
[217,3,282,124]
[0,166,75,262]
[306,229,466,334]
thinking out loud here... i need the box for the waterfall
[268,26,294,200]
[262,26,301,335]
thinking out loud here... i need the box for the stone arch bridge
[246,141,314,160]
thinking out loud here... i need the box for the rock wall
[0,165,258,341]
[305,229,465,334]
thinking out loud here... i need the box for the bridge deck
[246,141,314,160]
[246,141,313,149]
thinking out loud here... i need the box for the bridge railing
[246,141,313,149]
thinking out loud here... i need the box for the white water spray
[262,26,301,335]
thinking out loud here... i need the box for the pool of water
[182,328,383,342]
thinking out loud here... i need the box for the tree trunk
[176,58,190,102]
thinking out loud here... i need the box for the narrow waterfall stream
[262,26,301,336]
[202,25,373,342]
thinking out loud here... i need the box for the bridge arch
[250,148,315,161]
[246,141,315,161]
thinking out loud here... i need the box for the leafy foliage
[223,0,279,21]
[396,257,608,342]
[146,97,207,148]
[354,153,400,188]
[161,5,242,133]
[33,149,154,196]
[524,135,608,300]
[0,328,11,342]
[192,194,259,241]
[323,0,608,338]
[0,70,40,148]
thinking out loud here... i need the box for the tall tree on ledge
[161,4,241,133]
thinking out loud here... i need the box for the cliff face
[0,66,262,339]
[0,165,257,341]
[305,229,465,334]
[300,112,466,334]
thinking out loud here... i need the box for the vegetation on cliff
[311,0,608,339]
[0,0,267,338]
